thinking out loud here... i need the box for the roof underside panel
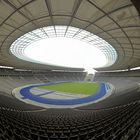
[0,0,139,71]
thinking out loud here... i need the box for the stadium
[0,0,140,140]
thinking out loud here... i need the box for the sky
[24,37,107,74]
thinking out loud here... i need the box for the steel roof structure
[0,0,140,71]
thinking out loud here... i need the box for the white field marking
[41,91,87,99]
[30,87,88,99]
[30,87,50,95]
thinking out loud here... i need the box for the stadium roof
[0,0,140,71]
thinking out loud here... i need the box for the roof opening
[10,26,117,72]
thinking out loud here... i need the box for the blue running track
[20,82,107,105]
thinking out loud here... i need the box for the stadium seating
[0,95,140,140]
[0,68,140,139]
[82,70,140,109]
[0,69,86,95]
[0,0,140,139]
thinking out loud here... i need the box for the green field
[39,82,99,95]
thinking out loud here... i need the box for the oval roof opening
[10,26,117,71]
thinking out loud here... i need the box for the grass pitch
[39,82,99,95]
